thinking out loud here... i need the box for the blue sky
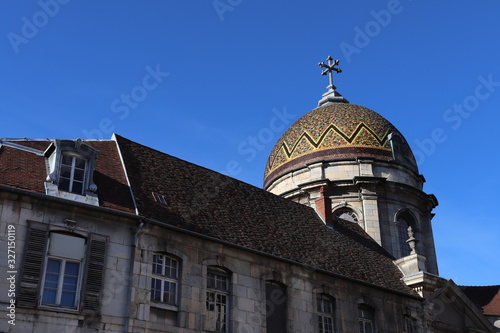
[2,0,499,286]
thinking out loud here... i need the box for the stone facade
[0,188,426,333]
[0,135,496,333]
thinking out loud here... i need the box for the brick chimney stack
[315,186,332,227]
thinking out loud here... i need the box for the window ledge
[45,182,99,206]
[150,302,178,312]
[18,305,83,318]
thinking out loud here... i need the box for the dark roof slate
[460,285,500,316]
[114,134,414,295]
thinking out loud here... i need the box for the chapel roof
[264,103,418,188]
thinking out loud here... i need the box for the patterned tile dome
[264,103,417,188]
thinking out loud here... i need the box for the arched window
[317,294,336,333]
[206,266,231,332]
[151,253,180,305]
[397,212,416,257]
[334,208,359,224]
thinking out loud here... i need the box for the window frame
[206,267,230,333]
[39,231,87,310]
[317,294,336,333]
[150,253,180,306]
[18,221,107,315]
[358,304,375,333]
[40,257,83,308]
[58,153,88,195]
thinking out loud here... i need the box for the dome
[264,103,418,188]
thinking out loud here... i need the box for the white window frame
[58,153,87,195]
[39,232,86,309]
[317,295,336,333]
[150,254,179,306]
[41,257,83,308]
[206,268,230,333]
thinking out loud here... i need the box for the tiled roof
[0,139,135,214]
[0,135,415,294]
[264,103,418,188]
[114,135,414,295]
[461,285,500,316]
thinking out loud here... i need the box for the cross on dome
[317,56,348,106]
[318,56,342,90]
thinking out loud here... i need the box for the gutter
[124,220,146,333]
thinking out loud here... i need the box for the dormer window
[59,154,87,195]
[44,139,99,205]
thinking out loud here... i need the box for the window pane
[73,157,86,169]
[62,155,73,166]
[60,165,72,178]
[163,281,177,305]
[73,169,85,182]
[153,255,163,275]
[71,181,84,195]
[59,177,70,192]
[151,278,162,301]
[42,259,61,305]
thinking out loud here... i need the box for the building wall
[0,190,426,333]
[265,158,438,275]
[0,190,138,333]
[130,224,425,333]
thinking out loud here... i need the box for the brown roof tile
[114,134,414,295]
[0,139,135,214]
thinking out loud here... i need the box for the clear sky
[2,0,499,286]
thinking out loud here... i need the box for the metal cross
[318,56,342,89]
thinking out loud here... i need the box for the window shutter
[82,233,107,313]
[18,221,49,307]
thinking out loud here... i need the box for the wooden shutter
[82,233,107,313]
[17,221,49,307]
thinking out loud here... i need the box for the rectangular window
[59,154,86,195]
[40,232,86,309]
[359,305,374,333]
[42,258,80,307]
[206,269,229,332]
[151,254,179,306]
[317,295,335,333]
[18,222,107,314]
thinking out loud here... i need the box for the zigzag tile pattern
[265,103,412,181]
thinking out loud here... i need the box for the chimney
[315,186,332,227]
